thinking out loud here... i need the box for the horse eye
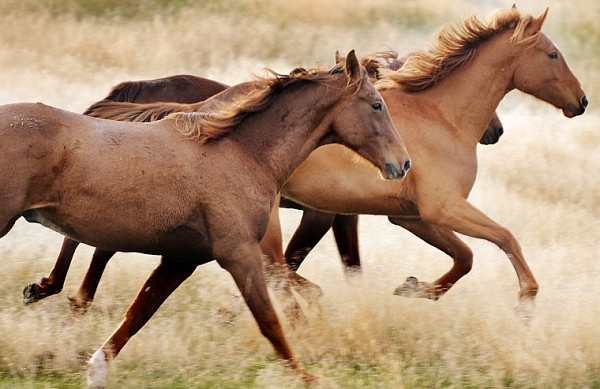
[548,51,558,60]
[372,102,382,111]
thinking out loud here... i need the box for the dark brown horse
[24,55,504,312]
[90,73,230,105]
[0,51,411,386]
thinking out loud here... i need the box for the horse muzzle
[384,159,411,180]
[563,95,588,118]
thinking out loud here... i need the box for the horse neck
[228,79,345,188]
[423,32,517,145]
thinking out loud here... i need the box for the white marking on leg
[87,349,109,388]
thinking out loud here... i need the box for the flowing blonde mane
[166,62,354,143]
[377,7,543,92]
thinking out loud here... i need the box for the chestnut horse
[24,55,504,312]
[0,51,411,385]
[22,75,230,311]
[277,6,587,314]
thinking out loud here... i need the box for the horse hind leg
[332,214,361,271]
[388,217,473,300]
[68,248,116,314]
[23,238,80,304]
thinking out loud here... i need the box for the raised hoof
[23,283,45,305]
[393,276,437,300]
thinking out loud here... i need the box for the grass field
[0,1,598,388]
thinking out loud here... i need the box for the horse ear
[344,49,362,86]
[511,3,517,10]
[526,7,549,35]
[335,50,343,64]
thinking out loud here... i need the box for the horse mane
[357,50,405,81]
[84,100,196,122]
[102,80,144,102]
[377,7,543,92]
[165,63,353,143]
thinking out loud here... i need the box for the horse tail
[103,81,143,102]
[85,101,194,122]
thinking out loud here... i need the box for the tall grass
[0,1,598,388]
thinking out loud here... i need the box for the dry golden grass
[0,1,598,387]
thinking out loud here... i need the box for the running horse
[23,54,504,312]
[0,51,411,385]
[278,5,586,313]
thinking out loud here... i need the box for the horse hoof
[393,276,418,296]
[87,349,109,388]
[68,296,89,315]
[514,299,535,323]
[22,283,43,304]
[393,276,435,299]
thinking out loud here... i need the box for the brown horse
[22,75,230,311]
[277,6,587,314]
[23,54,504,312]
[0,51,411,385]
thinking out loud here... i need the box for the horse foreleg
[419,197,538,315]
[388,217,473,300]
[23,238,79,304]
[68,248,116,314]
[332,214,361,270]
[86,257,195,388]
[260,196,305,324]
[217,244,315,383]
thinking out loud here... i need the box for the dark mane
[377,7,542,92]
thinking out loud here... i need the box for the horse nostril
[582,96,589,108]
[497,127,504,136]
[403,159,411,173]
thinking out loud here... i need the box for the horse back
[104,74,229,104]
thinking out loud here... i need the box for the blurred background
[0,1,598,387]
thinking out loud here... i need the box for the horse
[22,76,230,311]
[277,6,586,315]
[0,50,411,386]
[23,53,504,312]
